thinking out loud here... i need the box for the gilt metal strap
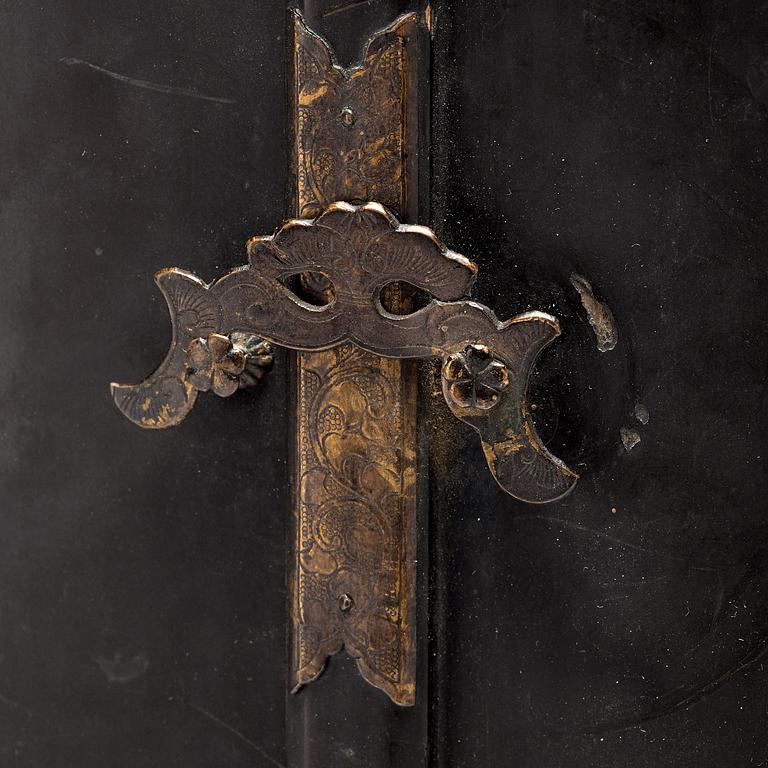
[289,11,420,705]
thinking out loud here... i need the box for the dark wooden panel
[0,2,290,766]
[4,0,768,766]
[429,1,768,766]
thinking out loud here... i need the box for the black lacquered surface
[3,1,768,766]
[429,1,768,766]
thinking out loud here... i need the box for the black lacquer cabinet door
[2,1,768,767]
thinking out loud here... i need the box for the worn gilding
[290,11,420,706]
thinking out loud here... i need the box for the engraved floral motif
[289,10,421,707]
[111,8,578,712]
[295,345,415,704]
[293,12,409,218]
[110,269,221,430]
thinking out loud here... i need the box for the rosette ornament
[186,333,273,397]
[443,344,510,410]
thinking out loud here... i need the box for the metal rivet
[340,107,355,127]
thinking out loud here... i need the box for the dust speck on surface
[570,273,618,352]
[634,402,650,424]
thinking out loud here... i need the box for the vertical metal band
[289,10,419,706]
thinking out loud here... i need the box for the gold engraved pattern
[294,348,416,704]
[291,11,419,706]
[292,11,414,218]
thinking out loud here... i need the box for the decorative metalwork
[294,343,417,704]
[110,12,578,710]
[289,11,420,707]
[111,202,577,500]
[290,10,416,217]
